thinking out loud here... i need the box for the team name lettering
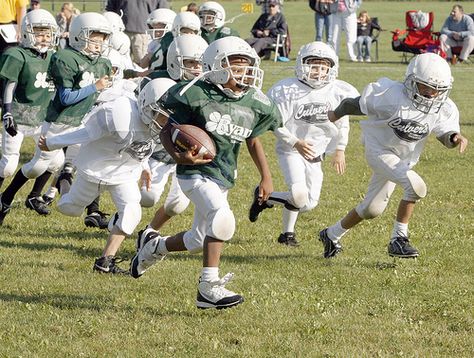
[206,112,253,142]
[294,103,330,123]
[388,118,429,142]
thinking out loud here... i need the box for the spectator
[356,10,380,62]
[440,4,474,64]
[0,0,27,54]
[180,2,198,14]
[246,0,287,57]
[27,0,41,13]
[330,0,361,62]
[256,0,283,14]
[105,0,170,65]
[56,2,76,49]
[309,0,337,43]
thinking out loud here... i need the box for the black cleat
[0,195,11,226]
[25,196,51,215]
[93,256,129,274]
[277,232,299,247]
[319,228,342,258]
[248,186,273,222]
[84,211,109,229]
[388,236,419,258]
[41,194,55,206]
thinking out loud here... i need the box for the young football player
[319,52,468,258]
[38,78,176,273]
[130,37,282,310]
[0,9,60,224]
[198,1,239,44]
[0,9,58,192]
[0,12,112,225]
[248,41,359,247]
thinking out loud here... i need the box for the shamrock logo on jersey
[34,72,50,89]
[205,112,252,143]
[79,71,96,88]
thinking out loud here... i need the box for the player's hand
[294,140,316,161]
[331,149,346,175]
[38,135,50,151]
[2,112,17,137]
[175,146,212,165]
[258,177,273,203]
[140,169,152,191]
[327,110,338,123]
[452,133,468,153]
[95,75,110,91]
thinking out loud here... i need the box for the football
[170,124,217,160]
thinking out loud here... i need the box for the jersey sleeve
[359,78,399,119]
[267,83,298,146]
[0,48,24,82]
[162,83,195,125]
[250,94,283,138]
[432,99,460,138]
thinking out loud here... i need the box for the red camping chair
[391,10,443,63]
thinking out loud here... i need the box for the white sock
[327,220,349,242]
[157,236,169,255]
[391,221,408,239]
[201,267,219,282]
[44,186,58,199]
[282,208,299,233]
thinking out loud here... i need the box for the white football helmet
[109,31,130,56]
[203,36,263,97]
[296,41,338,89]
[102,11,125,32]
[69,12,112,59]
[167,34,208,81]
[199,1,226,32]
[404,53,452,114]
[146,8,176,40]
[138,78,177,141]
[103,48,124,84]
[171,12,201,37]
[21,9,59,53]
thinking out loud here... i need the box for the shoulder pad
[252,89,272,106]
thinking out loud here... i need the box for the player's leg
[0,127,25,189]
[139,159,174,208]
[57,175,100,217]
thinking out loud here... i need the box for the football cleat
[277,232,299,247]
[130,228,166,278]
[84,211,109,229]
[248,186,273,222]
[319,228,342,258]
[0,194,11,226]
[388,236,419,258]
[41,194,55,207]
[93,256,129,274]
[25,196,51,215]
[196,273,244,309]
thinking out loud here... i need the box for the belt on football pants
[308,153,325,163]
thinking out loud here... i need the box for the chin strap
[178,70,211,96]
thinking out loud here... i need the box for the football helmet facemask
[167,34,208,81]
[199,1,226,32]
[21,9,59,53]
[296,41,338,89]
[404,53,452,114]
[69,12,112,59]
[146,8,176,40]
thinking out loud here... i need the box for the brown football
[170,124,217,160]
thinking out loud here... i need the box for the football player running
[319,52,468,259]
[198,1,239,44]
[0,12,112,225]
[0,9,59,223]
[248,41,359,247]
[38,78,176,274]
[130,37,281,310]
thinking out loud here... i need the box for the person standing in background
[309,0,337,43]
[56,2,77,49]
[106,0,170,65]
[330,0,361,62]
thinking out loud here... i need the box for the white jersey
[268,78,359,156]
[47,96,154,185]
[95,78,137,104]
[359,78,460,165]
[147,39,161,56]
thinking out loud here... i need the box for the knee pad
[22,160,48,179]
[117,203,142,235]
[0,155,19,178]
[140,189,160,208]
[404,170,427,201]
[47,150,66,173]
[209,207,235,242]
[289,183,308,209]
[301,198,319,213]
[356,197,390,220]
[164,192,190,216]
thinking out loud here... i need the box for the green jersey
[150,32,174,71]
[0,47,55,126]
[45,48,111,127]
[163,81,282,189]
[201,26,240,44]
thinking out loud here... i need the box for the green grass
[1,1,474,356]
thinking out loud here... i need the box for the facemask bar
[199,12,216,30]
[300,57,336,88]
[79,29,110,58]
[24,23,59,52]
[405,75,451,114]
[146,23,172,40]
[222,56,264,91]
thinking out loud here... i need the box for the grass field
[1,1,473,356]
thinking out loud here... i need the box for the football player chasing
[319,53,467,259]
[248,41,359,247]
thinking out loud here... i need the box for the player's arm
[437,132,468,153]
[58,76,110,106]
[246,136,273,202]
[329,96,364,122]
[2,80,18,136]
